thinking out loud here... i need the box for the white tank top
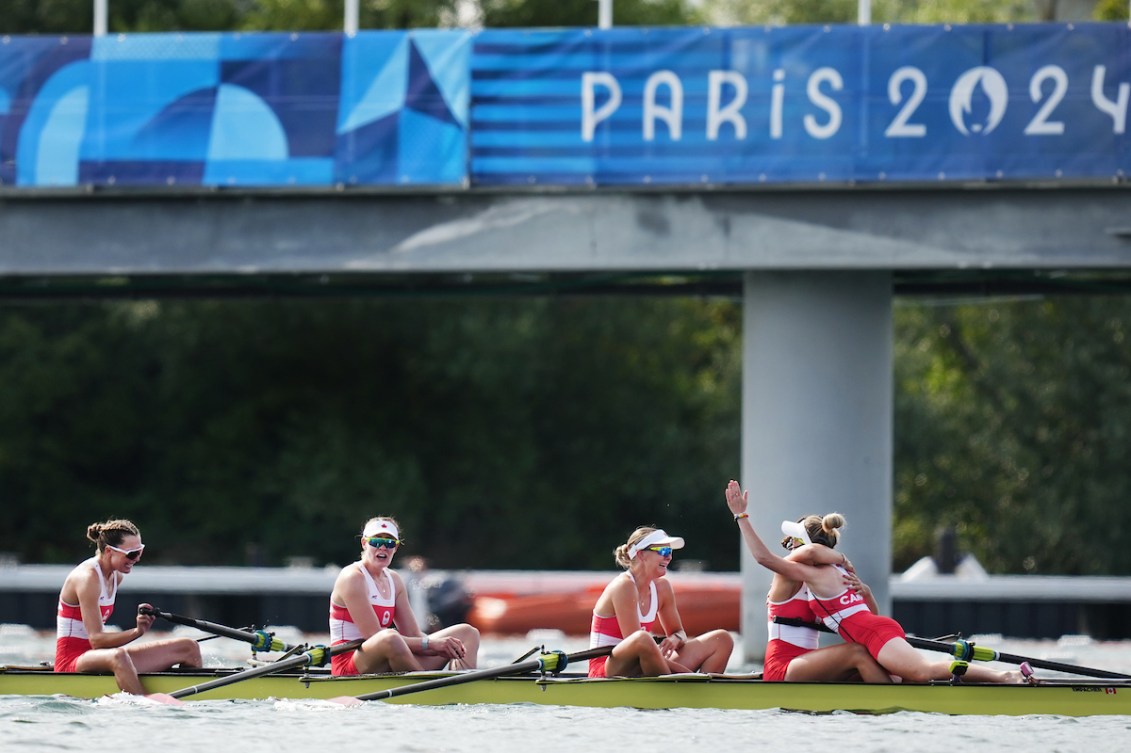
[56,557,117,640]
[329,562,397,643]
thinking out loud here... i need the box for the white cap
[628,529,686,559]
[363,519,400,540]
[780,520,812,546]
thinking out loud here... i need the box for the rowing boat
[2,665,1129,715]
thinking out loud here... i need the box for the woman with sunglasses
[587,526,734,678]
[55,519,203,694]
[724,480,1036,685]
[328,516,480,676]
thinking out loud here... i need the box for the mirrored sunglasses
[366,536,400,549]
[646,545,673,557]
[107,543,145,560]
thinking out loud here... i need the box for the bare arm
[791,543,851,570]
[335,569,384,638]
[73,571,143,650]
[389,571,423,641]
[609,578,645,638]
[654,579,688,653]
[843,570,881,614]
[725,480,824,583]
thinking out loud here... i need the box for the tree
[893,295,1131,573]
[0,296,743,570]
[698,0,1043,26]
[477,0,701,27]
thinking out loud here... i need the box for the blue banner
[470,24,1131,186]
[0,30,471,187]
[1,24,1128,188]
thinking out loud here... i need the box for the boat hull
[2,667,1130,716]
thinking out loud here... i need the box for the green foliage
[1095,0,1129,20]
[0,0,101,33]
[0,298,741,570]
[699,0,1041,25]
[0,0,701,34]
[241,0,463,31]
[0,0,460,34]
[478,0,701,27]
[893,297,1131,574]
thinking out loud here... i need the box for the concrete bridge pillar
[738,271,893,663]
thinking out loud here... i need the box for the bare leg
[128,637,203,673]
[785,642,892,683]
[75,648,145,695]
[417,623,482,670]
[353,629,421,674]
[669,630,734,673]
[604,630,668,677]
[876,638,1025,684]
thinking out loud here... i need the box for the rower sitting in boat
[328,516,480,676]
[588,526,733,678]
[55,519,203,695]
[725,480,1038,685]
[762,515,891,683]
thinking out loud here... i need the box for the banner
[1,24,1128,188]
[470,24,1131,186]
[0,30,471,187]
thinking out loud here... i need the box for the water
[3,625,1131,752]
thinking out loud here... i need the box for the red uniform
[763,585,820,682]
[54,558,117,673]
[587,574,657,678]
[329,563,398,676]
[808,566,905,660]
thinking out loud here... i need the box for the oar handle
[142,607,294,653]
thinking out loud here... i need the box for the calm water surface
[2,625,1130,753]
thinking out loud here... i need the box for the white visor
[628,529,686,559]
[780,520,812,546]
[363,519,400,540]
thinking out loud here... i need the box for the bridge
[2,23,1129,659]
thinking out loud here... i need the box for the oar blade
[144,693,186,706]
[327,696,365,706]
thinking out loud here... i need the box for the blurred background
[2,1,1130,586]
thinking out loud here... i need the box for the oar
[905,636,1131,680]
[331,644,614,706]
[140,606,296,653]
[148,639,366,703]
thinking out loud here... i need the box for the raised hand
[725,479,749,517]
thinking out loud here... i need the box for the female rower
[588,526,734,678]
[724,480,1035,685]
[55,519,202,695]
[329,516,480,675]
[760,515,891,683]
